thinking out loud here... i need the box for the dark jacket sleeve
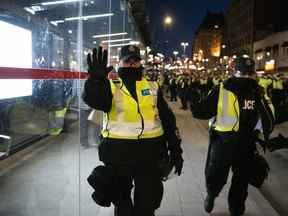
[82,78,113,113]
[258,96,275,141]
[157,89,182,154]
[190,86,220,120]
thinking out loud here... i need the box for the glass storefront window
[0,1,144,216]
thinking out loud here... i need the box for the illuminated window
[0,20,32,99]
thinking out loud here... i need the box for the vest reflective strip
[214,84,239,132]
[102,79,164,139]
[181,81,185,88]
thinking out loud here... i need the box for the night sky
[148,0,230,57]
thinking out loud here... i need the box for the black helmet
[87,165,117,207]
[234,56,255,75]
[119,45,141,62]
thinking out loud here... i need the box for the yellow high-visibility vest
[213,83,274,139]
[273,79,284,90]
[200,78,208,85]
[259,78,272,92]
[258,78,275,114]
[213,83,240,132]
[49,107,68,136]
[102,78,164,139]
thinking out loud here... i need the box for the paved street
[0,101,283,216]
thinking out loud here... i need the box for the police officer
[83,46,183,216]
[199,74,209,99]
[169,73,178,102]
[271,74,286,123]
[177,73,190,110]
[190,56,274,216]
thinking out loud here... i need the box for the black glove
[169,152,184,176]
[87,46,113,80]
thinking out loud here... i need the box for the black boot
[229,205,245,216]
[230,213,241,216]
[230,211,244,216]
[114,200,133,216]
[204,194,215,213]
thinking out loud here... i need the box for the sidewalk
[80,101,279,216]
[0,101,279,216]
[154,102,278,216]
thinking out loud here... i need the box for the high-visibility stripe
[0,67,88,79]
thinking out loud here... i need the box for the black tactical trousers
[170,87,178,101]
[108,162,163,216]
[205,133,253,214]
[180,96,188,109]
[179,89,188,109]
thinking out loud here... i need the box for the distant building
[192,11,225,67]
[225,0,288,56]
[254,31,288,74]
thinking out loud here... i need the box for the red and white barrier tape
[0,67,89,79]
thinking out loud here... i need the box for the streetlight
[164,15,173,31]
[164,15,173,26]
[173,51,179,59]
[181,42,189,56]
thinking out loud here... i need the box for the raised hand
[87,46,113,80]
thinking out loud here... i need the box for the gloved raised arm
[157,90,183,176]
[82,47,114,112]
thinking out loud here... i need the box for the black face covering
[118,67,143,81]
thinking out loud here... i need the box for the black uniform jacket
[82,77,182,164]
[191,77,274,152]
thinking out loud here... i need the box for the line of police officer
[165,70,227,111]
[83,45,287,216]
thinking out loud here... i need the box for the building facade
[254,31,288,73]
[192,12,225,68]
[225,0,288,56]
